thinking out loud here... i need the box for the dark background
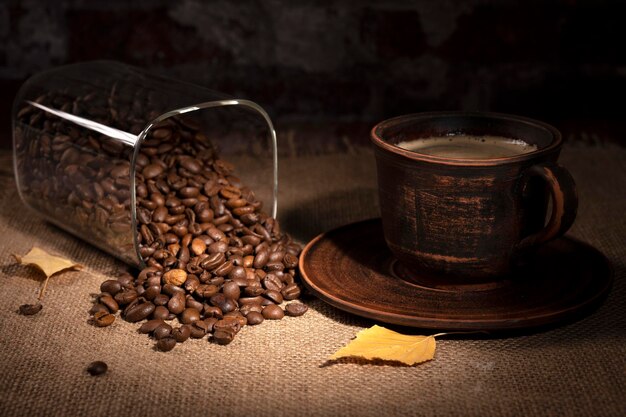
[2,0,626,149]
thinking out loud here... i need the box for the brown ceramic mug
[371,112,578,288]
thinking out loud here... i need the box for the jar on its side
[13,61,277,268]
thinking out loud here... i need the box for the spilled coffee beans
[78,112,307,350]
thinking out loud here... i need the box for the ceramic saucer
[299,218,612,331]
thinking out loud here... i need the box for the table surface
[0,138,625,417]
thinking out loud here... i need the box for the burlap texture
[0,144,624,417]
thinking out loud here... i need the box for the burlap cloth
[0,142,624,417]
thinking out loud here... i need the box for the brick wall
[2,0,625,146]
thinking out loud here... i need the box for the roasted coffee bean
[214,317,242,334]
[285,303,308,317]
[264,289,283,304]
[190,320,209,338]
[18,303,43,316]
[162,283,184,296]
[172,325,191,343]
[246,311,264,325]
[152,305,170,321]
[100,280,122,296]
[143,164,164,179]
[200,252,225,270]
[125,301,155,322]
[253,249,269,269]
[185,296,204,312]
[195,284,219,299]
[262,304,284,320]
[213,260,233,276]
[93,311,115,327]
[156,337,177,352]
[228,266,246,281]
[180,307,201,324]
[263,274,283,292]
[239,296,264,305]
[117,272,135,288]
[89,303,109,315]
[114,289,138,306]
[243,285,264,297]
[283,253,298,269]
[265,261,285,272]
[281,283,301,300]
[203,305,223,319]
[86,361,108,376]
[153,323,173,340]
[167,291,186,315]
[139,319,165,334]
[190,238,206,255]
[99,294,119,313]
[208,241,228,254]
[222,281,241,300]
[213,328,236,345]
[144,285,161,301]
[153,294,169,306]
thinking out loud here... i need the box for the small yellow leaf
[12,247,82,300]
[330,325,438,366]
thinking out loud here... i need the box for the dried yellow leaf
[12,247,82,300]
[330,325,439,366]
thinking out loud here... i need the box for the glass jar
[13,60,278,268]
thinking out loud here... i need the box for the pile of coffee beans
[15,84,308,351]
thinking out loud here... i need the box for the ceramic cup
[371,112,578,288]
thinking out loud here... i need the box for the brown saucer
[299,219,612,331]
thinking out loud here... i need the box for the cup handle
[518,163,578,249]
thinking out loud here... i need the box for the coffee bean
[18,303,43,316]
[153,323,173,340]
[87,361,108,376]
[281,283,301,300]
[285,303,308,317]
[180,307,201,324]
[93,311,115,327]
[153,294,169,306]
[263,274,283,292]
[195,284,219,299]
[222,281,241,300]
[100,280,122,295]
[156,337,176,352]
[152,305,170,320]
[253,249,269,269]
[190,320,209,338]
[246,311,264,325]
[264,289,283,304]
[283,253,298,269]
[144,285,161,301]
[213,328,236,345]
[185,296,204,312]
[89,303,109,315]
[172,325,191,343]
[114,289,138,306]
[262,304,284,320]
[139,319,165,334]
[190,238,206,255]
[98,294,119,313]
[125,301,155,323]
[167,291,186,315]
[143,164,164,179]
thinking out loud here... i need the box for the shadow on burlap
[0,145,624,417]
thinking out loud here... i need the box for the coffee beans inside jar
[15,84,307,351]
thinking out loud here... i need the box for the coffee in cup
[371,112,577,288]
[396,134,538,159]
